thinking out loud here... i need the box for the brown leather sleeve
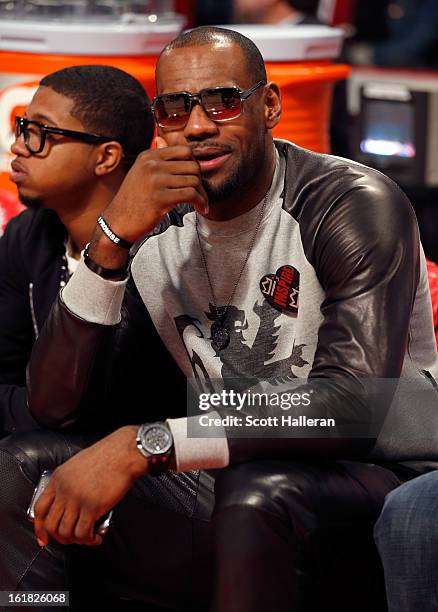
[27,294,107,428]
[226,151,421,463]
[27,274,187,431]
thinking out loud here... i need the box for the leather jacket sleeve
[225,164,421,462]
[28,275,187,431]
[27,293,107,428]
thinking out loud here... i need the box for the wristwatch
[136,422,174,476]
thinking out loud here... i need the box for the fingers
[164,174,204,190]
[35,499,103,547]
[74,508,102,547]
[33,486,56,547]
[165,160,202,176]
[155,135,168,149]
[55,505,80,545]
[35,496,77,546]
[195,179,209,214]
[106,140,210,236]
[149,171,208,214]
[173,187,209,214]
[148,145,209,213]
[74,509,95,543]
[33,478,103,547]
[142,144,194,162]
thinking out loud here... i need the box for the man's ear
[94,141,124,176]
[264,82,282,130]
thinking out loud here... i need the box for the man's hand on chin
[33,426,148,547]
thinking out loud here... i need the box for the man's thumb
[155,136,168,149]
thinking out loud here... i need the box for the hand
[33,426,147,547]
[103,136,209,244]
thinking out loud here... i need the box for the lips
[9,159,28,183]
[192,147,232,172]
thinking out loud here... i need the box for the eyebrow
[26,112,58,126]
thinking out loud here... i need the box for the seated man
[1,26,438,611]
[375,471,438,611]
[0,64,155,436]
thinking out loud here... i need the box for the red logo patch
[260,265,300,316]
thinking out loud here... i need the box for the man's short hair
[40,65,154,164]
[158,26,267,85]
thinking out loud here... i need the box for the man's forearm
[165,377,379,472]
[87,229,130,272]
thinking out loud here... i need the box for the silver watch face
[141,424,173,455]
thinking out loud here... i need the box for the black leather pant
[0,431,403,612]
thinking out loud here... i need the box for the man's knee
[0,430,75,528]
[0,444,33,512]
[212,460,319,537]
[0,430,97,484]
[0,431,101,591]
[0,441,43,590]
[375,470,438,552]
[215,461,286,515]
[0,430,96,523]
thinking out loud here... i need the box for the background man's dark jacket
[0,209,185,436]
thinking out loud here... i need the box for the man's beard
[18,193,44,210]
[202,145,264,206]
[202,165,241,203]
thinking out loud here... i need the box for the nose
[10,130,30,157]
[183,102,219,141]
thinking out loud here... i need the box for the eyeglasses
[14,116,113,154]
[151,80,266,129]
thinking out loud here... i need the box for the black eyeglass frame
[151,80,267,128]
[14,115,113,154]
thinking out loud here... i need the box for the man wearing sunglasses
[2,25,437,611]
[0,64,156,439]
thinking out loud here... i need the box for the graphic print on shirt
[174,292,308,393]
[260,265,299,316]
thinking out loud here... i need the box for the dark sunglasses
[152,80,266,129]
[15,116,113,154]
